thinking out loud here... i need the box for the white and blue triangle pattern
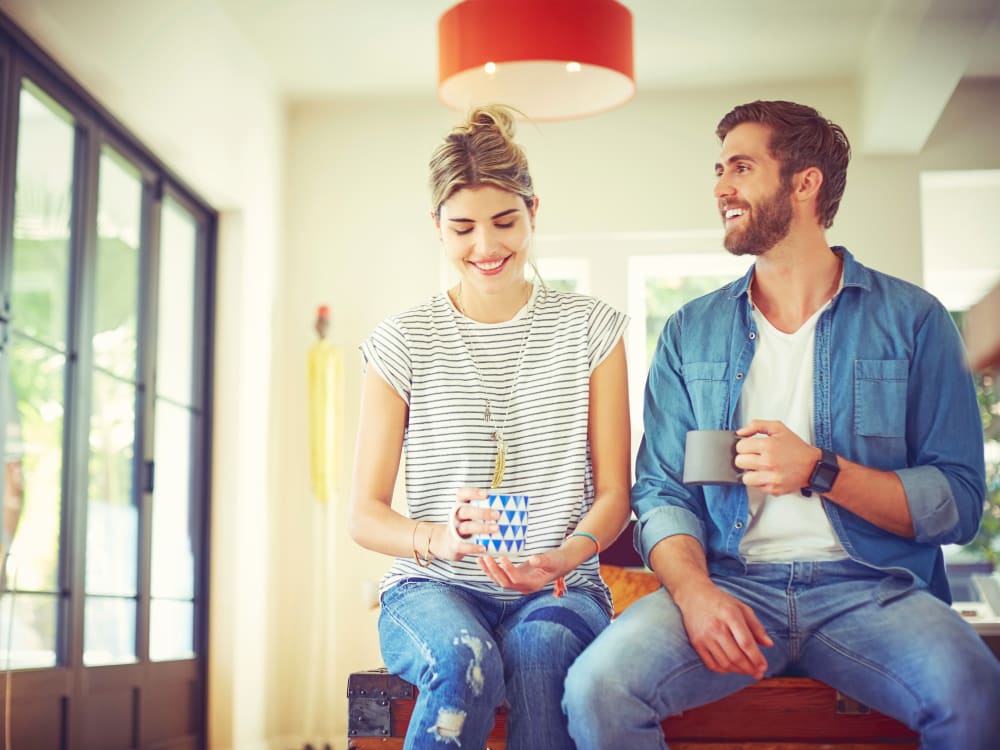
[475,494,529,554]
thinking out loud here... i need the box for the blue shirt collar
[728,245,872,301]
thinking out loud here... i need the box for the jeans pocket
[854,359,908,437]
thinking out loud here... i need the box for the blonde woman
[349,105,631,750]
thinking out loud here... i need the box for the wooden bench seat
[347,524,927,748]
[346,668,918,749]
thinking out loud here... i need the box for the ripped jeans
[379,578,609,750]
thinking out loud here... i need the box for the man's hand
[674,579,773,680]
[735,420,820,496]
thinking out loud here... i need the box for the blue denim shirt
[633,247,986,603]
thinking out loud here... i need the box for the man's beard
[723,179,794,257]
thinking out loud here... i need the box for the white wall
[3,1,1000,747]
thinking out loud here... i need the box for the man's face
[714,122,793,257]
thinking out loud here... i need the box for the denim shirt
[632,247,986,603]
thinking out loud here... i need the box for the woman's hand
[478,549,568,594]
[432,487,499,561]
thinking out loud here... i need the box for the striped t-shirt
[361,284,628,611]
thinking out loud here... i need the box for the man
[564,100,1000,749]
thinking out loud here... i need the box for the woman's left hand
[478,549,568,594]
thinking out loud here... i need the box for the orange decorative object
[438,0,635,121]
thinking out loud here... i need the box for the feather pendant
[490,434,506,489]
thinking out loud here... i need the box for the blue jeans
[379,578,609,750]
[564,559,1000,750]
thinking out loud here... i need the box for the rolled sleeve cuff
[635,505,706,568]
[895,465,959,543]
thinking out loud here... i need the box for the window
[921,170,1000,580]
[3,79,74,669]
[149,195,202,662]
[532,257,589,293]
[0,18,214,747]
[84,146,143,666]
[626,236,752,453]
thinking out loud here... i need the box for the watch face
[813,463,838,491]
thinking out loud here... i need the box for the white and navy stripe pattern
[361,285,628,609]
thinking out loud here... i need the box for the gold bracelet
[424,524,435,564]
[412,521,433,568]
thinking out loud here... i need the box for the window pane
[150,401,194,599]
[149,599,194,661]
[12,81,74,350]
[94,148,141,379]
[0,590,58,669]
[156,199,196,406]
[4,81,73,675]
[532,257,589,294]
[7,335,63,592]
[86,371,137,596]
[644,275,736,363]
[83,596,136,665]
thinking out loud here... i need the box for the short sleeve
[587,299,628,372]
[359,317,412,405]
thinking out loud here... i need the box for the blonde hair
[429,104,535,218]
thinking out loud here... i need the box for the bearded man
[564,100,1000,750]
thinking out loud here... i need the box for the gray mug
[683,430,743,485]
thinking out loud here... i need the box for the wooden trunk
[346,668,918,749]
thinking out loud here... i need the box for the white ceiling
[215,0,1000,100]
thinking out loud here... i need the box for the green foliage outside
[645,276,734,367]
[949,311,1000,567]
[968,371,1000,566]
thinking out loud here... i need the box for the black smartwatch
[801,448,840,497]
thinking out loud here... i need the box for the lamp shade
[438,0,635,121]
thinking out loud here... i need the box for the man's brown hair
[716,100,850,228]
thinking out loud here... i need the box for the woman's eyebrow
[448,208,520,223]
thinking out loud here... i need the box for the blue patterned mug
[472,494,529,557]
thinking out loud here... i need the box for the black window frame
[0,9,215,749]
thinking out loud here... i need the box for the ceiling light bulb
[484,61,497,75]
[566,62,582,73]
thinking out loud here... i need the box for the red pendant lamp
[437,0,635,121]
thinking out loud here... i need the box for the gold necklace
[453,283,534,488]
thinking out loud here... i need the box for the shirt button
[748,332,756,340]
[736,372,744,379]
[735,521,744,529]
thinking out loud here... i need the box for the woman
[349,104,631,750]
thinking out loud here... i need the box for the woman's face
[436,185,536,298]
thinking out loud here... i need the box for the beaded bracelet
[569,531,601,556]
[552,531,602,599]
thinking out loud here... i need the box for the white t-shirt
[737,298,847,562]
[361,285,628,607]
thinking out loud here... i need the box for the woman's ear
[530,195,540,229]
[431,210,442,238]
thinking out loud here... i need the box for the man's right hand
[674,579,773,680]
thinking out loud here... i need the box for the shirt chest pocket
[854,359,909,437]
[682,361,729,427]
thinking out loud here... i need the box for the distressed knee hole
[427,707,466,745]
[452,628,493,697]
